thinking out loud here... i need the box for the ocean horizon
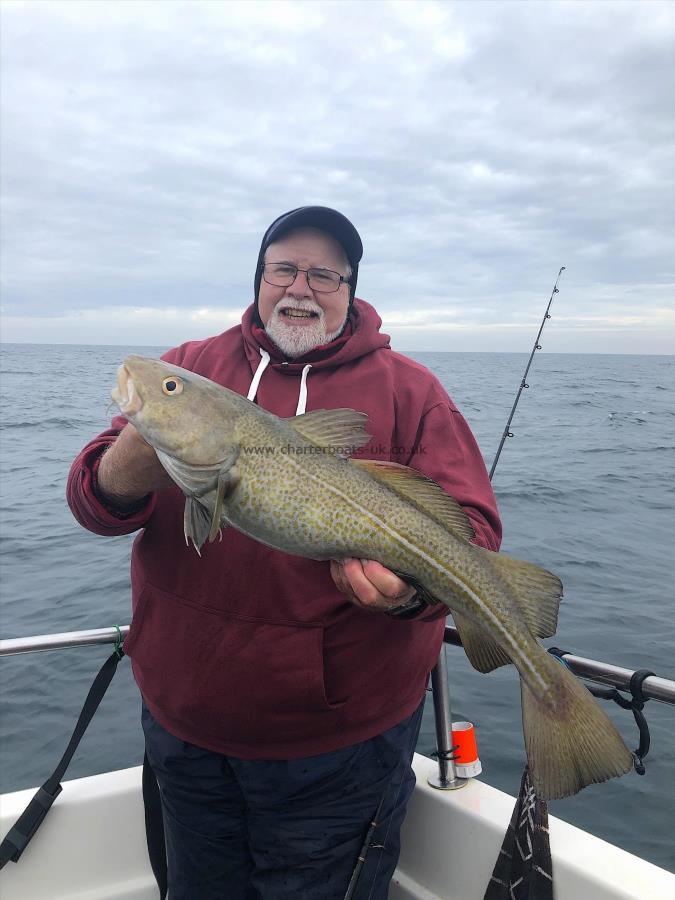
[2,340,673,356]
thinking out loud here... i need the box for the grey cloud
[1,0,673,351]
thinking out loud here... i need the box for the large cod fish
[112,355,633,799]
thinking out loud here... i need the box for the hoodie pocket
[123,582,344,742]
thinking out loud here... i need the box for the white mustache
[276,298,323,319]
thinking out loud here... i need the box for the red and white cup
[451,721,482,778]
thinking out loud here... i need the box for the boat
[2,624,674,899]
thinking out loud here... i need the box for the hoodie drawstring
[247,349,271,403]
[247,348,312,416]
[296,365,312,415]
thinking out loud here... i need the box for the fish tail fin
[521,660,633,799]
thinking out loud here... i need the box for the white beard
[265,298,347,358]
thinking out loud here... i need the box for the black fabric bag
[484,767,554,900]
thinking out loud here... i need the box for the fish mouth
[111,364,142,417]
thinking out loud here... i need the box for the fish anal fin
[483,551,563,638]
[453,611,512,672]
[351,459,475,542]
[289,409,370,458]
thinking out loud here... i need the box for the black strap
[548,649,655,775]
[142,752,167,899]
[0,647,125,868]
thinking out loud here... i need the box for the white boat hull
[1,754,673,899]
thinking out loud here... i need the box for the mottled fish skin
[112,355,634,799]
[225,413,546,688]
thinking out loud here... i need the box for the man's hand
[330,558,416,612]
[97,423,174,505]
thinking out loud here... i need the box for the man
[67,207,501,899]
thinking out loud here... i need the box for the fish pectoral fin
[350,459,475,542]
[184,497,214,553]
[289,409,370,458]
[480,550,563,638]
[452,612,512,672]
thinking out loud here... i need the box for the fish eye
[162,376,184,396]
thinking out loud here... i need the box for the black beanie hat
[253,207,363,317]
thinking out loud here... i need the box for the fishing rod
[485,266,667,786]
[489,266,565,481]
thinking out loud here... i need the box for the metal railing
[1,623,674,794]
[428,624,675,791]
[0,625,130,656]
[442,625,675,706]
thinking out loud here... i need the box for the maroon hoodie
[67,299,501,758]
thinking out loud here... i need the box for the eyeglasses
[261,262,350,294]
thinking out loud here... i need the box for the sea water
[0,343,673,872]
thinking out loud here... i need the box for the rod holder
[428,646,467,791]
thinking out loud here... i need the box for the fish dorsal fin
[451,554,562,674]
[289,409,371,458]
[483,550,563,640]
[350,459,475,542]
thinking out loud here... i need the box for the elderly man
[68,207,501,899]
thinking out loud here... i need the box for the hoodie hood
[241,298,391,376]
[253,207,363,319]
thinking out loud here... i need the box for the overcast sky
[1,0,673,353]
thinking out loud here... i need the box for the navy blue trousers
[142,700,424,900]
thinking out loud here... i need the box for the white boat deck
[1,754,673,899]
